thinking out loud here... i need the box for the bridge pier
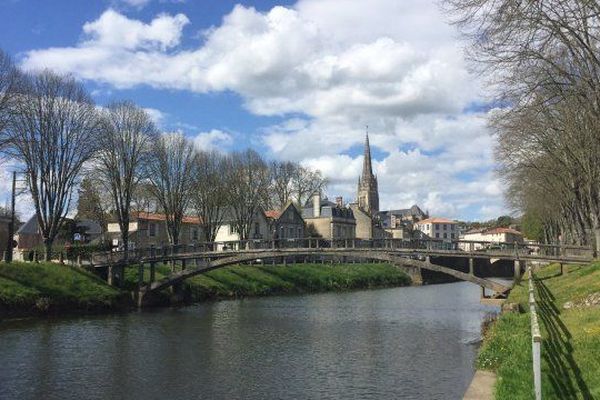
[514,260,522,281]
[469,258,474,276]
[107,264,114,286]
[138,263,144,287]
[409,266,423,285]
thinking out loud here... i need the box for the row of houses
[1,134,523,258]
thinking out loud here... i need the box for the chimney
[336,196,343,208]
[313,192,321,218]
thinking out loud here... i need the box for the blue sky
[0,0,507,221]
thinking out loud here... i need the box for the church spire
[356,125,379,215]
[362,126,373,180]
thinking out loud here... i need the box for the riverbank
[476,262,600,399]
[0,262,127,318]
[1,261,411,318]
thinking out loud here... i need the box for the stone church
[349,132,389,239]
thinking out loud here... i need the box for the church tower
[357,130,379,215]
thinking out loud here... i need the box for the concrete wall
[350,205,373,239]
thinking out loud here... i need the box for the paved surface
[463,370,496,400]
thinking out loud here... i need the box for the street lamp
[3,171,16,262]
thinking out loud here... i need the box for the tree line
[0,49,326,261]
[445,0,600,248]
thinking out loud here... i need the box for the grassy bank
[124,262,412,302]
[1,262,411,317]
[0,262,126,317]
[477,262,600,399]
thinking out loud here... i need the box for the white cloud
[19,1,506,220]
[143,107,167,127]
[193,129,233,152]
[117,0,152,9]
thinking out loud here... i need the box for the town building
[303,193,356,239]
[461,227,524,249]
[213,208,272,246]
[266,202,305,240]
[107,212,201,250]
[378,204,428,239]
[349,131,390,239]
[349,203,389,239]
[415,217,458,240]
[356,133,379,216]
[14,216,103,260]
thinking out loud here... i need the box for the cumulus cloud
[19,0,505,220]
[193,129,233,152]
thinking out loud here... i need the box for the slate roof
[378,204,427,228]
[302,198,354,220]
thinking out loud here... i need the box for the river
[0,282,498,400]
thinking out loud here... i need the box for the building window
[451,233,455,239]
[149,222,156,237]
[435,224,439,230]
[443,224,447,230]
[443,233,447,239]
[228,224,234,235]
[280,226,285,239]
[192,228,198,241]
[255,222,260,235]
[435,233,440,238]
[289,227,294,238]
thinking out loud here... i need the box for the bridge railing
[89,238,594,266]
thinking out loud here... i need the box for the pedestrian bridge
[88,238,594,306]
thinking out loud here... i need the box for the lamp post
[3,171,16,263]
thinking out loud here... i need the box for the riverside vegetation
[477,262,600,399]
[0,262,411,318]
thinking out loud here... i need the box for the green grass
[124,262,411,301]
[0,262,125,314]
[477,262,600,399]
[0,261,411,316]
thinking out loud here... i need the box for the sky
[0,0,507,221]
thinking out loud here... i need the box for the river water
[0,282,498,400]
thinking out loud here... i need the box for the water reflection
[0,282,497,400]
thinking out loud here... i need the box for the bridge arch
[140,249,511,304]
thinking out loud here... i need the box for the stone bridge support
[404,265,422,285]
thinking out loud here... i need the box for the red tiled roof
[415,217,457,225]
[265,210,282,219]
[133,211,202,224]
[484,227,523,235]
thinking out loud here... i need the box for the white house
[214,208,272,249]
[414,217,458,240]
[461,227,524,250]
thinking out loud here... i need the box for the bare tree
[292,165,327,208]
[0,49,20,155]
[226,149,270,241]
[269,160,328,210]
[445,0,600,248]
[95,101,157,255]
[269,160,297,210]
[191,151,230,243]
[4,70,99,260]
[146,133,196,246]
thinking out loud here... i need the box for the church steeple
[362,129,373,180]
[356,126,379,215]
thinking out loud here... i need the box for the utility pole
[4,171,16,263]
